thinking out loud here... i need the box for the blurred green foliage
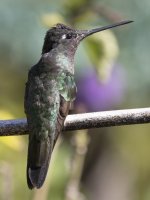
[0,0,150,199]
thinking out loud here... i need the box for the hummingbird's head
[42,23,84,54]
[42,20,133,54]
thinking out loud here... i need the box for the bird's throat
[55,53,74,74]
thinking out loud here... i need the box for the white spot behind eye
[62,34,66,39]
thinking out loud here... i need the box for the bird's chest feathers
[55,53,74,74]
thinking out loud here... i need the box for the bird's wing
[25,65,59,189]
[54,72,77,148]
[25,66,77,189]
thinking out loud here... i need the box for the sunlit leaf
[72,10,98,25]
[0,110,14,120]
[84,29,119,82]
[0,110,24,151]
[64,0,89,11]
[41,13,65,27]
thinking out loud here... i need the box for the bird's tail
[27,99,71,189]
[27,137,52,189]
[27,119,66,189]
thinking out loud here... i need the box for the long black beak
[79,20,133,40]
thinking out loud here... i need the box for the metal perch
[0,107,150,136]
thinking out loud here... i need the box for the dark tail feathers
[27,138,52,189]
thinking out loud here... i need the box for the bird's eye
[66,33,72,39]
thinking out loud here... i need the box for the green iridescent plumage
[25,57,76,188]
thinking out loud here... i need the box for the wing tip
[27,167,45,189]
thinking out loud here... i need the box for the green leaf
[84,29,119,82]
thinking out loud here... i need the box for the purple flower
[75,64,126,112]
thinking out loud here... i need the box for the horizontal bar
[0,107,150,136]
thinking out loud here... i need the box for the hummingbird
[24,20,133,189]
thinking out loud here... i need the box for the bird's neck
[50,45,75,74]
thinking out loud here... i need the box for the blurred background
[0,0,150,199]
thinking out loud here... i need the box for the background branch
[0,107,150,136]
